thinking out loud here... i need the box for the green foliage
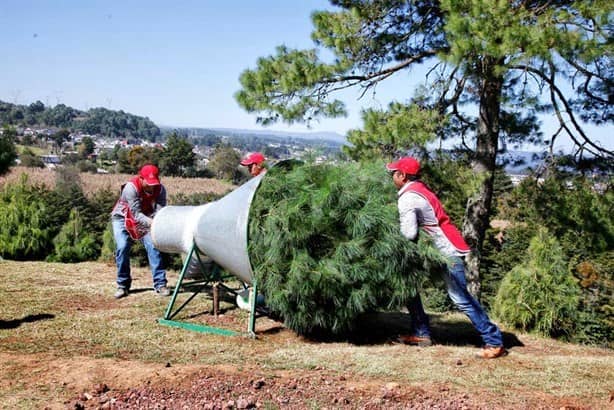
[235,45,347,125]
[19,147,45,168]
[481,224,535,309]
[116,146,161,174]
[78,136,95,157]
[159,133,196,177]
[235,1,611,298]
[248,161,447,335]
[0,175,54,260]
[48,209,99,263]
[42,168,91,242]
[75,160,98,173]
[498,173,613,261]
[486,172,612,345]
[236,1,610,137]
[0,167,120,262]
[420,280,455,313]
[51,129,70,152]
[206,143,242,182]
[99,222,116,264]
[344,103,445,160]
[0,100,160,141]
[494,228,580,338]
[0,126,18,175]
[87,187,119,231]
[573,252,614,347]
[76,106,160,141]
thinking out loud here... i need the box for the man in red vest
[240,152,267,177]
[387,156,507,359]
[111,164,170,298]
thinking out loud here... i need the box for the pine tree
[248,161,446,335]
[0,175,53,260]
[236,0,612,297]
[0,126,18,175]
[48,208,99,263]
[493,228,580,338]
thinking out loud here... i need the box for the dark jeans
[113,218,167,290]
[409,256,503,347]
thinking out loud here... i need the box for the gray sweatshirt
[111,181,167,228]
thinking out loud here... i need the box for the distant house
[39,154,61,168]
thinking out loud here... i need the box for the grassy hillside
[0,260,612,409]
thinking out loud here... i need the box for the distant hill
[210,128,347,144]
[161,125,347,145]
[0,100,160,141]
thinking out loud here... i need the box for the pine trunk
[462,58,503,298]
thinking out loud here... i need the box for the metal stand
[158,243,265,338]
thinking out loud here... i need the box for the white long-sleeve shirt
[397,181,468,257]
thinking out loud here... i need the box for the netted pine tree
[493,227,580,338]
[248,161,446,336]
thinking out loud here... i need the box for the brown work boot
[478,345,508,359]
[396,334,433,347]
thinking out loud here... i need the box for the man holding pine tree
[387,157,507,359]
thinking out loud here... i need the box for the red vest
[115,176,162,239]
[401,181,470,253]
[128,176,161,216]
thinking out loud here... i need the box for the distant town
[1,99,597,187]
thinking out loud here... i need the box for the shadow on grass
[156,282,525,349]
[0,313,55,329]
[303,311,524,348]
[127,287,154,295]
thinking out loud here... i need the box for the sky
[1,0,611,153]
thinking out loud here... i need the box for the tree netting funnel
[151,173,264,285]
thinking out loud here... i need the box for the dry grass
[0,166,234,198]
[1,260,612,409]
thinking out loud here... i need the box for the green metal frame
[158,243,263,338]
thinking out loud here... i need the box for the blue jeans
[408,256,503,347]
[112,218,167,290]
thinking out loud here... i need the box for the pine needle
[249,161,447,335]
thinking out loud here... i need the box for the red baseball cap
[386,157,420,175]
[139,164,160,185]
[240,152,266,166]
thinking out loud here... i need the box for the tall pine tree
[236,0,612,295]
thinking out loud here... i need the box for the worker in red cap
[240,152,267,177]
[110,164,170,298]
[387,156,506,359]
